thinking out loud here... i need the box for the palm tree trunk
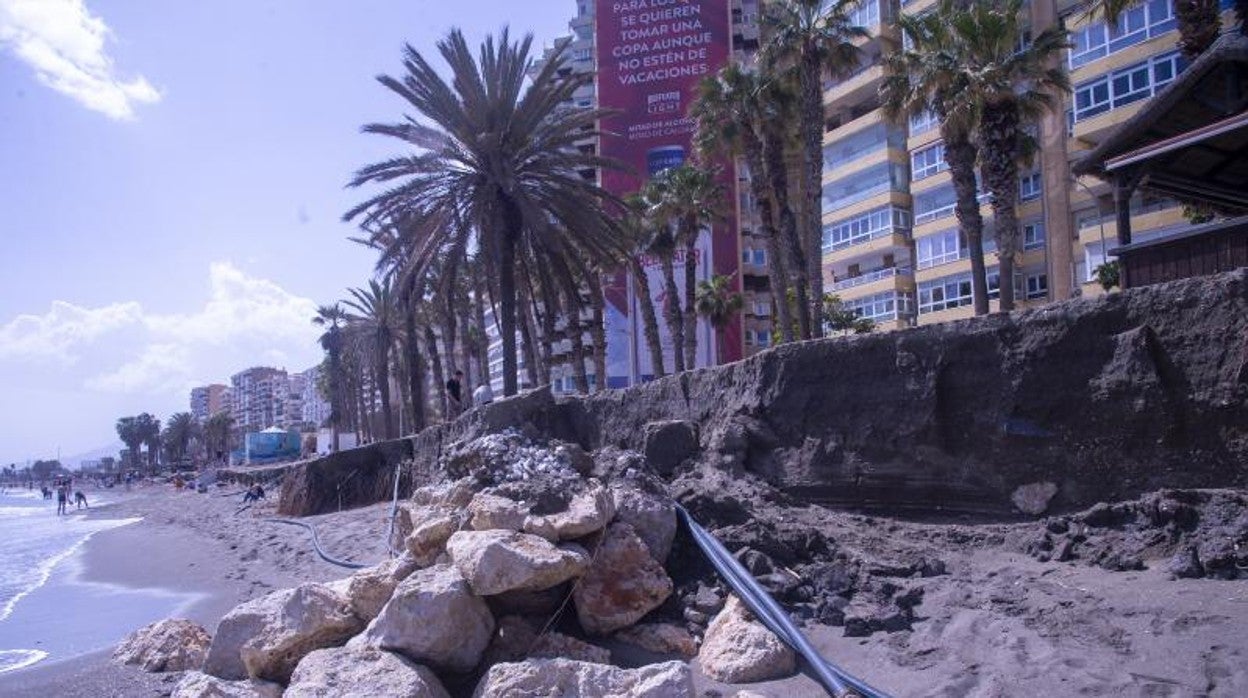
[424,326,448,420]
[498,207,521,396]
[800,52,826,338]
[944,135,990,315]
[763,123,812,338]
[518,289,542,389]
[661,254,686,373]
[402,284,425,432]
[743,135,794,344]
[533,269,558,386]
[682,221,699,369]
[628,256,666,378]
[520,263,548,383]
[375,339,394,439]
[456,280,474,397]
[980,103,1022,312]
[472,274,490,386]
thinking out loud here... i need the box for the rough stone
[573,522,673,635]
[1012,482,1060,516]
[472,658,694,698]
[202,583,362,683]
[357,563,494,672]
[614,622,698,657]
[523,480,614,541]
[171,672,283,698]
[403,505,464,567]
[642,420,699,475]
[468,492,528,531]
[113,618,212,672]
[285,646,449,698]
[446,529,589,595]
[610,481,678,563]
[698,596,795,683]
[346,556,419,622]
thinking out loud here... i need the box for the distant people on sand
[41,486,52,500]
[446,370,464,416]
[473,382,493,407]
[56,485,68,515]
[242,483,265,503]
[75,490,88,509]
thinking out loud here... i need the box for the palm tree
[619,195,667,378]
[695,274,745,363]
[761,0,868,338]
[203,411,233,464]
[134,413,161,473]
[646,164,726,369]
[882,2,990,315]
[115,416,143,470]
[954,0,1069,311]
[693,64,796,345]
[344,278,400,439]
[639,177,687,373]
[345,29,624,397]
[313,303,349,451]
[162,412,197,465]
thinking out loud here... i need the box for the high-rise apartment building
[189,384,230,421]
[299,365,331,428]
[230,366,288,434]
[821,0,1234,330]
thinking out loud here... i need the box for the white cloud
[84,342,190,395]
[0,299,142,363]
[0,0,160,120]
[0,262,322,397]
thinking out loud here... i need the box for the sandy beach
[0,480,1246,697]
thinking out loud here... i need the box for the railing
[832,266,912,291]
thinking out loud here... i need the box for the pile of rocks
[1020,489,1248,579]
[115,432,805,697]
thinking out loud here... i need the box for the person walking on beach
[55,485,68,515]
[445,370,464,417]
[74,490,88,509]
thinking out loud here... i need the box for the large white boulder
[523,481,614,541]
[285,646,449,698]
[484,616,611,666]
[113,618,212,672]
[614,622,698,658]
[356,563,494,672]
[446,529,589,596]
[573,522,673,635]
[171,672,282,698]
[201,583,362,683]
[402,505,464,567]
[346,555,418,621]
[468,492,528,531]
[698,596,795,683]
[472,658,693,697]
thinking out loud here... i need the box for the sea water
[0,488,196,675]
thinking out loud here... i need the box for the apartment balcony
[824,108,886,146]
[1075,205,1187,246]
[823,146,908,183]
[900,0,938,13]
[823,62,884,111]
[830,266,916,301]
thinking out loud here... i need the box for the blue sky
[0,0,572,465]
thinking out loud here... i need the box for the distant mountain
[63,441,125,468]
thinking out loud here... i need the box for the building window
[752,249,766,266]
[1026,273,1049,300]
[909,109,939,138]
[753,300,771,316]
[915,228,963,269]
[918,269,1000,313]
[1019,172,1043,202]
[822,205,911,252]
[845,291,912,322]
[1073,52,1184,122]
[1023,221,1046,250]
[821,162,906,211]
[1068,0,1176,69]
[756,330,771,346]
[848,0,880,29]
[913,183,958,225]
[911,141,947,181]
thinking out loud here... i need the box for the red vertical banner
[596,0,742,387]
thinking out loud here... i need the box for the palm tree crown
[345,29,624,396]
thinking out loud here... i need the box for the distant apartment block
[190,383,230,421]
[230,366,288,434]
[299,365,331,428]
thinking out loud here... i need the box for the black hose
[264,517,368,570]
[676,506,891,698]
